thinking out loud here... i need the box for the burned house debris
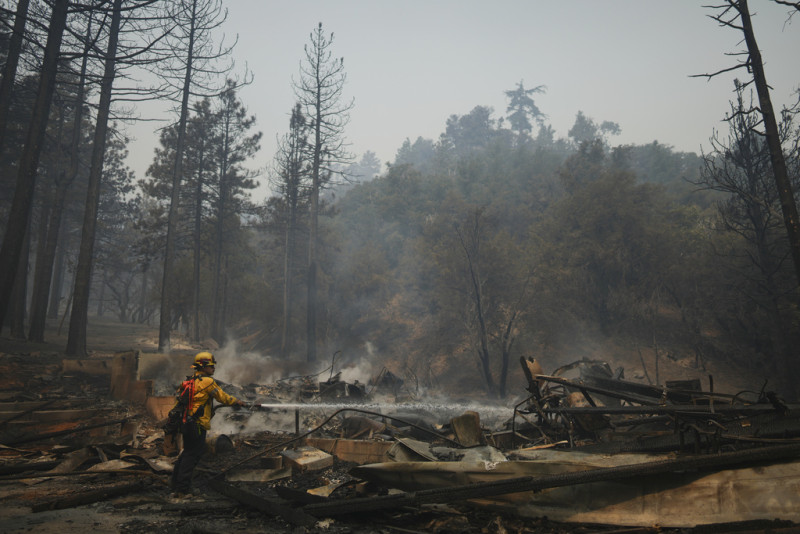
[2,349,800,533]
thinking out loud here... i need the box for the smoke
[214,341,325,386]
[138,339,521,436]
[211,409,300,435]
[137,342,300,395]
[334,353,376,386]
[211,340,290,386]
[137,352,194,395]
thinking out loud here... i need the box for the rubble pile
[514,357,800,454]
[2,349,800,533]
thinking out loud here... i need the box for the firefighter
[170,351,246,497]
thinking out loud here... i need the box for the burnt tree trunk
[66,0,123,356]
[738,1,800,285]
[192,140,206,342]
[0,0,30,153]
[738,0,800,394]
[29,20,91,342]
[159,0,198,352]
[48,234,67,319]
[0,0,69,330]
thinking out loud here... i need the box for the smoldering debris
[4,350,800,533]
[512,356,800,454]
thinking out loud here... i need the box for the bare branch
[771,0,800,11]
[690,62,749,80]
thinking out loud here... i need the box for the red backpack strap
[180,378,197,423]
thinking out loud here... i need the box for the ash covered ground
[0,349,656,534]
[1,319,794,534]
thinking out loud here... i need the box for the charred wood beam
[3,418,128,446]
[31,480,149,512]
[0,460,59,475]
[536,375,753,407]
[536,374,666,405]
[543,405,799,416]
[0,468,166,482]
[576,413,800,454]
[303,491,415,516]
[577,387,598,407]
[584,375,743,404]
[0,399,57,428]
[303,443,800,517]
[720,412,800,440]
[208,478,318,527]
[1,408,115,424]
[611,414,674,427]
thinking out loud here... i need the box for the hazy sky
[126,1,799,196]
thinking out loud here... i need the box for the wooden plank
[451,411,485,447]
[0,409,115,424]
[281,446,333,472]
[146,396,174,421]
[109,351,137,400]
[0,401,61,412]
[128,379,152,405]
[304,437,392,465]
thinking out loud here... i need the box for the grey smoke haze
[212,340,381,387]
[136,344,519,435]
[137,339,391,397]
[137,352,193,395]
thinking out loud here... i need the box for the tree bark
[294,25,352,363]
[159,0,198,352]
[96,270,106,316]
[458,212,497,397]
[498,310,517,398]
[29,20,91,342]
[211,114,230,342]
[0,0,69,330]
[20,198,52,337]
[281,205,297,358]
[66,0,123,356]
[48,234,67,319]
[9,219,31,338]
[306,110,321,364]
[192,140,205,342]
[0,0,30,153]
[277,105,305,359]
[737,0,800,395]
[139,264,149,323]
[738,0,800,287]
[221,253,229,333]
[29,178,69,340]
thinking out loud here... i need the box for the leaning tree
[696,0,800,287]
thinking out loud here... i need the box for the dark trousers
[171,421,206,492]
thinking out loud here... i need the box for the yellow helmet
[193,351,216,369]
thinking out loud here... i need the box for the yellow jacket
[182,372,240,430]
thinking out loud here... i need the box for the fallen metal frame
[300,442,800,519]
